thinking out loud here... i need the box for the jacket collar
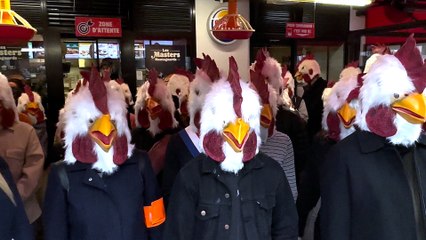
[356,130,388,153]
[201,153,265,174]
[66,154,136,172]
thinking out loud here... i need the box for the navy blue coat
[0,156,33,240]
[321,130,426,240]
[43,150,163,240]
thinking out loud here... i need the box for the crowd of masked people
[1,35,426,240]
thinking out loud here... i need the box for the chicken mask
[294,54,321,85]
[166,68,193,118]
[251,49,278,141]
[0,73,18,129]
[200,57,261,174]
[322,74,363,141]
[356,35,426,146]
[63,66,133,174]
[188,54,220,134]
[134,69,178,136]
[17,85,46,125]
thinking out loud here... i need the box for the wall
[195,0,250,80]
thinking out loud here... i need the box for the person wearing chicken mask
[43,66,164,240]
[294,55,327,141]
[164,57,298,240]
[162,54,220,206]
[250,49,297,201]
[0,72,45,226]
[321,35,426,240]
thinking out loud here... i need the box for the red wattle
[327,112,341,141]
[158,109,174,131]
[137,108,150,128]
[1,107,15,129]
[203,131,225,162]
[366,106,397,137]
[72,135,97,163]
[113,135,128,165]
[242,131,257,162]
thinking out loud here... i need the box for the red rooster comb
[116,78,124,85]
[254,48,267,72]
[148,68,159,97]
[228,56,243,118]
[296,53,315,70]
[345,61,359,69]
[80,71,90,85]
[24,85,34,102]
[395,34,426,93]
[346,74,364,102]
[250,69,269,104]
[371,44,391,55]
[175,68,195,82]
[281,64,288,78]
[196,54,220,82]
[88,65,109,114]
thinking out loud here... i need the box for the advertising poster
[145,45,185,76]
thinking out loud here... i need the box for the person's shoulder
[272,131,291,142]
[256,152,284,172]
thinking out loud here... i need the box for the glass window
[297,43,344,81]
[0,35,46,104]
[61,39,121,96]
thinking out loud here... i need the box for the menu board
[65,42,119,59]
[94,43,119,59]
[65,43,79,59]
[79,42,92,59]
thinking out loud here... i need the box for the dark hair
[100,58,113,69]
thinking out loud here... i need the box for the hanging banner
[286,22,315,39]
[145,45,186,76]
[75,17,122,37]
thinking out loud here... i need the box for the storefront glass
[61,39,121,96]
[0,35,46,103]
[297,43,344,81]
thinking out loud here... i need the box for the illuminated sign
[208,7,237,45]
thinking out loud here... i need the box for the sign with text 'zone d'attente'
[75,17,122,37]
[145,45,186,76]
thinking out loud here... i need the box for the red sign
[286,22,315,39]
[75,17,122,37]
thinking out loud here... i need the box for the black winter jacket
[164,152,298,240]
[43,150,163,240]
[321,130,426,240]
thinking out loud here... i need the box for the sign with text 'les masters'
[145,45,186,76]
[286,22,315,39]
[75,17,122,37]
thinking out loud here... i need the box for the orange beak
[26,102,39,110]
[89,114,117,152]
[337,102,357,129]
[260,104,273,128]
[392,93,426,124]
[223,118,250,152]
[294,71,303,82]
[146,98,162,119]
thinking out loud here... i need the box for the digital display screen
[94,43,119,59]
